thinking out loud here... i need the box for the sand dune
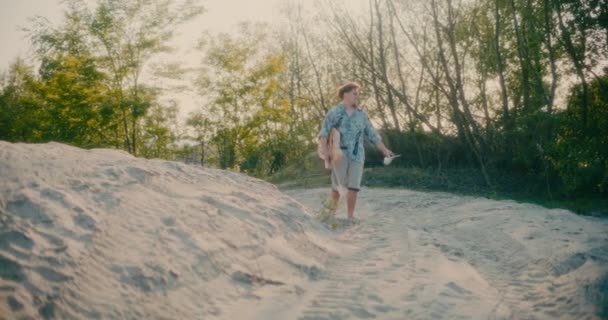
[1,141,607,319]
[0,142,338,319]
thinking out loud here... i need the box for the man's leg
[346,160,364,219]
[346,190,358,219]
[329,155,348,215]
[331,189,340,214]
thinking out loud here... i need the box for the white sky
[0,0,290,68]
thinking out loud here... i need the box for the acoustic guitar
[318,127,343,170]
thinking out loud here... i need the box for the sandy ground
[261,188,608,320]
[1,141,607,319]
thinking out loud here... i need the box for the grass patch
[268,151,331,189]
[315,194,341,230]
[268,156,608,217]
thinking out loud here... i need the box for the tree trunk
[368,0,390,129]
[374,0,401,131]
[543,0,557,113]
[432,0,491,186]
[556,2,589,127]
[509,0,531,113]
[301,20,327,113]
[494,0,510,124]
[388,4,413,130]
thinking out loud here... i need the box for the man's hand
[376,142,394,158]
[319,136,329,159]
[382,148,395,158]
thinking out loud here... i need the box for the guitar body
[318,128,343,170]
[328,128,343,166]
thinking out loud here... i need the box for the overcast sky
[0,0,291,69]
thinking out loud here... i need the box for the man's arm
[364,114,394,157]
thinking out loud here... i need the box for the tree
[550,72,608,196]
[553,0,607,129]
[139,99,180,159]
[27,0,204,155]
[0,59,44,142]
[37,54,110,146]
[86,0,203,155]
[186,111,214,166]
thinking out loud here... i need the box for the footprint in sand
[373,305,398,313]
[439,281,474,300]
[367,294,383,303]
[7,295,24,311]
[6,193,52,224]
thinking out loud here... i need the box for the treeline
[1,0,607,198]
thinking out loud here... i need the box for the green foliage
[193,25,315,176]
[37,54,111,146]
[267,151,331,188]
[548,73,608,196]
[316,194,340,230]
[139,101,180,159]
[367,130,471,169]
[0,59,45,142]
[1,0,202,157]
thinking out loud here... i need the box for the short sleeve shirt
[318,103,382,163]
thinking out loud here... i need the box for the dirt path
[254,188,608,320]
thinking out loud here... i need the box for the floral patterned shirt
[318,103,382,163]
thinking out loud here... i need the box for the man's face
[344,88,360,106]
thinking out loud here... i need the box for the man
[318,82,394,220]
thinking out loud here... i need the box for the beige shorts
[331,155,364,192]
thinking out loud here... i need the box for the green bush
[548,74,608,197]
[365,130,472,169]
